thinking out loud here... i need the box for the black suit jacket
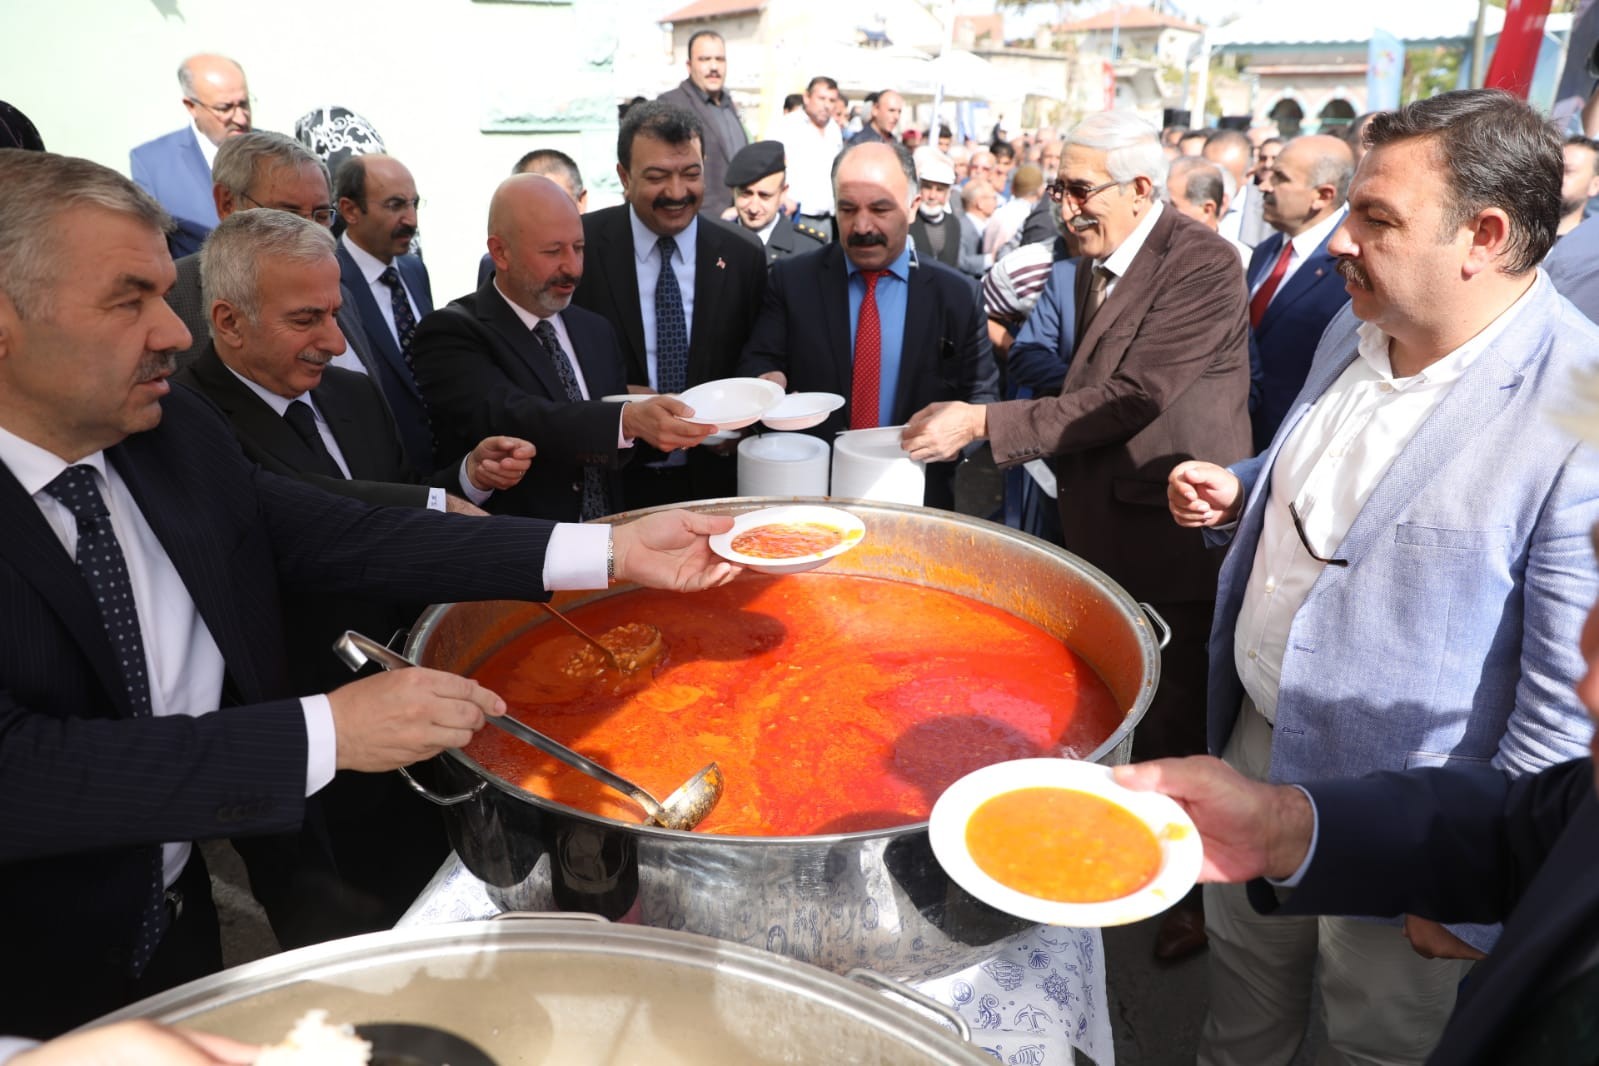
[0,386,557,1034]
[1268,759,1599,1064]
[412,281,629,522]
[736,244,1000,510]
[335,243,436,472]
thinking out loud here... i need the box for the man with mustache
[657,31,748,219]
[0,149,740,1036]
[334,154,436,473]
[901,111,1251,960]
[737,140,998,511]
[171,210,535,942]
[130,54,253,259]
[571,101,767,507]
[413,174,705,522]
[1165,89,1599,1065]
[1246,134,1353,452]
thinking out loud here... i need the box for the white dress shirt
[628,207,698,392]
[223,366,491,508]
[773,109,843,216]
[341,231,420,348]
[1233,282,1534,722]
[1099,200,1165,297]
[1249,206,1347,300]
[491,282,630,449]
[190,121,219,172]
[0,425,337,889]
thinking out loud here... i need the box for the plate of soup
[709,505,865,575]
[928,758,1202,927]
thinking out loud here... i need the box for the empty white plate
[676,378,785,432]
[760,392,846,431]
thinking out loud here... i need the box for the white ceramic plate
[928,758,1203,927]
[708,504,866,575]
[760,392,846,431]
[677,377,785,431]
[601,393,652,403]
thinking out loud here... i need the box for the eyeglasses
[1049,178,1123,204]
[186,96,252,118]
[1288,501,1348,567]
[239,192,337,227]
[377,196,424,213]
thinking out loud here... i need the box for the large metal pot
[407,499,1166,982]
[99,917,992,1064]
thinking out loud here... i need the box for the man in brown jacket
[903,110,1251,960]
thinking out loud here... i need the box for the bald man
[1204,129,1268,248]
[410,175,711,521]
[130,53,253,257]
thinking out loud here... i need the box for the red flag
[1486,0,1554,98]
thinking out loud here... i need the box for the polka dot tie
[850,270,887,430]
[654,236,689,396]
[533,320,609,521]
[43,465,168,973]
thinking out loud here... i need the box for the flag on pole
[1486,0,1555,99]
[1367,28,1404,111]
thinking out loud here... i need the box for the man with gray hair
[738,140,999,510]
[1166,156,1250,265]
[903,111,1252,961]
[0,148,739,1035]
[130,54,253,258]
[165,131,381,383]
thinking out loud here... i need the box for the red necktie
[850,270,886,430]
[1249,240,1293,330]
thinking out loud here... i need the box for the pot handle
[397,765,486,807]
[491,911,610,924]
[1138,601,1172,650]
[844,968,972,1043]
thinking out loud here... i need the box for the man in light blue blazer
[129,55,252,259]
[1168,90,1599,1066]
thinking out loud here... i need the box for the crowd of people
[4,30,1599,1066]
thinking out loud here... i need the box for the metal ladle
[535,601,664,674]
[332,631,723,831]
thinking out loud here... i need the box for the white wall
[1,0,633,301]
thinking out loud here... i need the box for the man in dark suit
[572,101,767,507]
[725,141,828,265]
[904,113,1251,959]
[129,54,252,258]
[172,209,535,942]
[334,153,436,472]
[0,150,739,1037]
[1114,489,1599,1063]
[164,131,381,381]
[1247,134,1354,452]
[416,175,711,522]
[738,141,999,511]
[656,31,748,218]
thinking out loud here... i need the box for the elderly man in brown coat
[903,109,1251,961]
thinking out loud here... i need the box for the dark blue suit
[0,386,557,1035]
[129,127,218,259]
[1245,226,1350,453]
[335,243,436,471]
[1260,759,1599,1064]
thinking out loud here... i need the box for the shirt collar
[190,121,219,171]
[340,230,392,281]
[1287,204,1347,262]
[0,421,110,497]
[222,362,307,416]
[684,78,726,107]
[492,278,561,332]
[1353,271,1542,388]
[1100,199,1164,279]
[846,241,914,283]
[755,216,779,245]
[630,207,698,264]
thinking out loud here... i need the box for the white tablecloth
[399,856,1112,1064]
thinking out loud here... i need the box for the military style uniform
[757,214,828,263]
[726,140,833,265]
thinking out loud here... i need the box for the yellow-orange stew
[731,522,846,559]
[965,787,1162,903]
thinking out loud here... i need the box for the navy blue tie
[532,320,609,520]
[654,236,688,395]
[43,465,168,974]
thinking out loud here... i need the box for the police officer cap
[726,140,787,187]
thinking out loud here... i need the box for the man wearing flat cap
[909,149,962,270]
[727,140,828,265]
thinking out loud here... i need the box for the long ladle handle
[332,631,667,822]
[535,601,624,671]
